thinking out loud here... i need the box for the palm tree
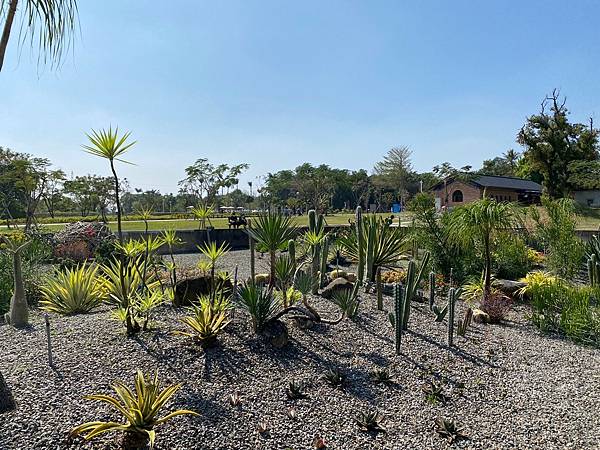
[503,149,520,175]
[82,127,136,243]
[449,196,518,296]
[247,212,297,288]
[0,0,78,72]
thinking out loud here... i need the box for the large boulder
[0,371,15,413]
[472,308,491,324]
[263,319,289,348]
[493,279,527,298]
[53,221,115,263]
[321,277,354,299]
[174,276,233,306]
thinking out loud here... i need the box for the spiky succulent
[286,380,308,400]
[369,368,393,384]
[323,367,345,387]
[355,409,386,432]
[422,380,447,404]
[435,417,467,443]
[228,391,241,407]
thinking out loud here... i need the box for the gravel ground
[1,251,600,449]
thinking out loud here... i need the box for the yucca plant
[83,126,136,242]
[191,204,215,229]
[101,257,160,307]
[339,214,408,282]
[40,263,104,315]
[237,282,281,332]
[175,298,231,347]
[247,212,297,288]
[197,241,230,299]
[161,229,183,299]
[71,370,198,449]
[274,254,295,307]
[112,290,164,331]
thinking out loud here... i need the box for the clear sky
[2,0,600,193]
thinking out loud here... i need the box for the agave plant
[237,283,281,332]
[435,417,467,443]
[175,297,231,347]
[247,212,297,287]
[286,380,308,399]
[369,368,393,384]
[338,215,408,282]
[40,263,104,315]
[355,409,386,432]
[71,370,198,449]
[422,379,447,404]
[323,367,345,387]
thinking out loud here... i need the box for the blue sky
[1,0,600,193]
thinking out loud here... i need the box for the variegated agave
[71,370,197,449]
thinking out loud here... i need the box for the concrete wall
[573,190,600,208]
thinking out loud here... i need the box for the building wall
[483,188,519,202]
[573,190,600,208]
[434,180,481,208]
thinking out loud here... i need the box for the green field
[28,212,412,233]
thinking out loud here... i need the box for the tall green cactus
[288,239,296,274]
[393,284,405,355]
[365,219,375,282]
[401,251,431,330]
[355,206,364,286]
[588,254,599,287]
[428,271,436,311]
[376,267,383,310]
[320,235,329,288]
[312,241,321,294]
[308,209,317,233]
[1,236,31,328]
[248,219,256,282]
[447,288,457,347]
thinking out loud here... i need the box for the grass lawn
[34,212,413,233]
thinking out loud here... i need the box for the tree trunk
[109,160,123,243]
[0,0,18,72]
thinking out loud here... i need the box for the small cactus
[392,284,405,355]
[288,239,296,274]
[428,271,436,311]
[248,219,256,282]
[320,235,329,288]
[457,307,473,337]
[447,288,457,347]
[376,267,383,311]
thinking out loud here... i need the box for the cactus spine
[2,237,31,328]
[447,288,457,347]
[393,284,405,355]
[248,219,255,282]
[376,267,383,310]
[428,271,436,311]
[355,206,364,286]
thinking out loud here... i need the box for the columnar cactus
[248,219,256,282]
[376,267,383,311]
[447,288,457,347]
[355,206,364,286]
[365,218,376,282]
[312,240,321,294]
[1,236,31,328]
[588,254,599,287]
[308,209,317,233]
[402,251,431,330]
[320,235,329,288]
[288,239,296,274]
[393,284,405,355]
[428,271,436,311]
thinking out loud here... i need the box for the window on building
[452,190,463,202]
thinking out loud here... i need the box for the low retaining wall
[122,225,346,254]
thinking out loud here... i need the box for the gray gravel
[1,250,599,449]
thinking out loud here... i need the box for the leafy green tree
[0,0,78,72]
[179,159,248,206]
[517,90,599,198]
[449,197,519,296]
[373,146,414,206]
[566,160,600,191]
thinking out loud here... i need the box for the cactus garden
[1,203,600,450]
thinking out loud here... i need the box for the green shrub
[529,278,600,347]
[493,232,531,280]
[531,197,585,279]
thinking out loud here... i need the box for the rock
[473,308,491,324]
[494,279,527,297]
[254,273,271,285]
[0,371,15,413]
[262,319,289,348]
[174,276,232,306]
[346,273,357,283]
[53,221,115,262]
[328,269,348,280]
[320,277,354,299]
